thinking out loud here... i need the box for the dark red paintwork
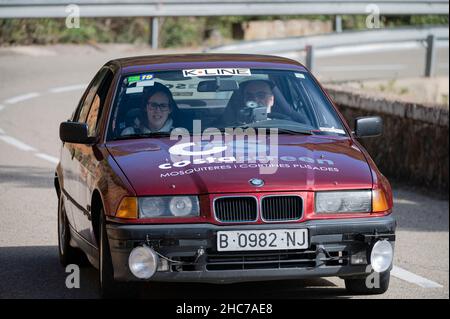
[56,54,393,245]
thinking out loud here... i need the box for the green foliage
[341,14,449,30]
[0,18,150,45]
[441,94,449,106]
[159,17,206,47]
[1,15,448,47]
[0,19,60,44]
[410,15,449,25]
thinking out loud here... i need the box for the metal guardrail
[207,26,449,77]
[208,26,449,53]
[0,0,449,18]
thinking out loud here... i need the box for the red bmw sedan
[56,54,395,297]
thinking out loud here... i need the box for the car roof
[109,53,307,75]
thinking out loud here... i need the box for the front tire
[58,195,86,267]
[345,270,390,295]
[98,209,123,298]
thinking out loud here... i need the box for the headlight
[140,197,165,217]
[169,196,194,217]
[139,196,199,218]
[315,190,371,213]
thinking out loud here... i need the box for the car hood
[106,135,373,196]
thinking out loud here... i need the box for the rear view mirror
[197,79,239,92]
[354,116,383,138]
[59,121,94,144]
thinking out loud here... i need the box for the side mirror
[354,116,383,138]
[59,122,94,144]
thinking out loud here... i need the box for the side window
[86,69,114,137]
[86,95,101,137]
[73,68,108,123]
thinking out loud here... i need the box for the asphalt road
[278,41,449,82]
[0,44,448,299]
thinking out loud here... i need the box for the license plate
[217,229,308,252]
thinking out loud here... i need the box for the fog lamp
[370,240,393,273]
[128,246,159,279]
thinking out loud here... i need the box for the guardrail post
[305,45,315,72]
[425,34,437,77]
[335,15,343,33]
[151,17,159,49]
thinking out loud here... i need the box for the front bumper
[107,215,396,283]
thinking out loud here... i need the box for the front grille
[261,196,303,221]
[214,197,257,222]
[168,248,349,272]
[206,250,317,271]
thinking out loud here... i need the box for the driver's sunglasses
[147,102,170,111]
[245,91,273,100]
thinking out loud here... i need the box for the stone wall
[242,19,333,41]
[325,85,449,194]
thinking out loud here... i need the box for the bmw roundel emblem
[249,178,264,187]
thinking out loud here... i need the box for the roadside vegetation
[0,15,448,47]
[348,77,449,107]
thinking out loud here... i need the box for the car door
[60,69,107,231]
[71,67,114,244]
[61,67,112,241]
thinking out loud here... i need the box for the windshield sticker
[128,74,154,83]
[319,127,346,135]
[127,75,140,83]
[172,92,194,97]
[182,68,251,77]
[136,80,155,87]
[126,86,144,94]
[140,74,154,81]
[295,73,306,79]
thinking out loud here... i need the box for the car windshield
[107,68,347,140]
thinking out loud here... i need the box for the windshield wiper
[112,131,171,141]
[277,128,313,135]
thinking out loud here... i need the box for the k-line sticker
[128,74,154,83]
[182,68,251,77]
[295,73,306,79]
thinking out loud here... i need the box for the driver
[218,79,276,126]
[242,80,274,114]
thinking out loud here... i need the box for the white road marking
[35,153,59,164]
[0,87,79,165]
[391,266,443,288]
[0,134,36,152]
[0,128,58,164]
[0,128,58,165]
[4,92,40,104]
[49,84,86,94]
[393,198,418,205]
